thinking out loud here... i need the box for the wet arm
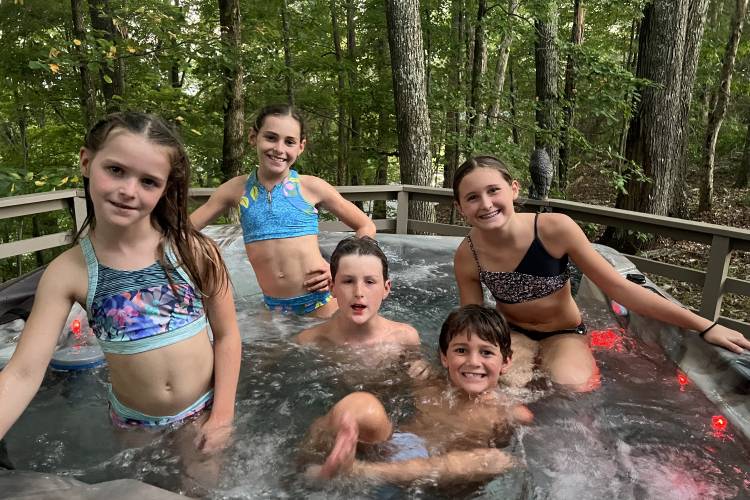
[190,176,245,231]
[454,244,484,306]
[562,216,750,352]
[305,176,376,237]
[350,448,515,486]
[0,265,74,439]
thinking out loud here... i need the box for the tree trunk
[443,0,465,190]
[169,0,183,89]
[605,0,704,252]
[617,18,639,170]
[385,0,434,223]
[331,0,348,185]
[281,0,294,105]
[485,0,517,129]
[735,120,750,187]
[218,0,245,182]
[509,53,520,145]
[534,2,560,186]
[71,0,97,128]
[466,0,487,143]
[559,0,585,193]
[346,0,362,194]
[698,0,748,212]
[88,0,124,113]
[671,0,710,217]
[373,37,391,219]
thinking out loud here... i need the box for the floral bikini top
[239,168,319,244]
[466,213,570,304]
[81,237,207,355]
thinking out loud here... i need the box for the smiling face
[332,254,391,326]
[440,330,511,395]
[455,167,519,230]
[80,130,171,230]
[250,114,306,181]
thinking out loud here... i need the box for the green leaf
[103,74,113,84]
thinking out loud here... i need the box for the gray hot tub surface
[1,228,749,499]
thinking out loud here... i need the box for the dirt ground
[566,162,749,319]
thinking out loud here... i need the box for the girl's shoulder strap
[163,241,196,287]
[79,236,99,312]
[465,234,483,272]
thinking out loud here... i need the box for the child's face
[455,167,519,230]
[332,254,391,326]
[250,115,306,180]
[80,130,171,229]
[440,331,511,395]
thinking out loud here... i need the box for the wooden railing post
[396,189,409,234]
[73,189,88,233]
[699,235,732,320]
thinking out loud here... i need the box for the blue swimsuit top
[81,237,207,355]
[239,169,319,244]
[467,213,570,304]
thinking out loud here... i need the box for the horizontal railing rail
[3,185,749,335]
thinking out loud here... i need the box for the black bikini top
[466,213,570,304]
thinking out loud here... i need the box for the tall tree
[485,0,517,129]
[607,0,705,251]
[330,0,348,185]
[466,0,487,143]
[88,0,124,112]
[698,0,749,212]
[736,119,750,187]
[534,1,560,185]
[559,0,585,192]
[384,0,434,222]
[346,0,363,188]
[443,0,465,190]
[71,0,97,128]
[281,0,294,105]
[218,0,245,181]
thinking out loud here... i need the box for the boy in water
[303,305,532,485]
[294,236,419,350]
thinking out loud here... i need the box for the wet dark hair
[439,305,512,361]
[330,236,388,281]
[452,155,514,201]
[252,103,307,140]
[78,111,228,298]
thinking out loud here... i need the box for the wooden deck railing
[3,185,749,336]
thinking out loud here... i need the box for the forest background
[0,0,749,316]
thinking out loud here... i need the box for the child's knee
[331,392,390,442]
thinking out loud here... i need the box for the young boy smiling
[294,236,419,348]
[303,305,532,485]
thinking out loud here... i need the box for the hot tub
[1,227,749,499]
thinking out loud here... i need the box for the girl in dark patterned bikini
[452,155,749,391]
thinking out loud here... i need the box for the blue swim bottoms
[108,385,213,428]
[388,432,429,462]
[263,290,333,315]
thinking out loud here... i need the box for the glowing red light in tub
[677,371,689,390]
[71,319,82,338]
[589,328,623,350]
[712,415,728,432]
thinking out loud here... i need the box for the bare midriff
[106,330,214,416]
[245,234,328,298]
[497,283,583,332]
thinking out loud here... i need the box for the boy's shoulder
[294,321,332,345]
[381,318,420,345]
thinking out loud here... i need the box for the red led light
[712,415,727,432]
[590,328,621,350]
[677,371,688,386]
[71,319,81,336]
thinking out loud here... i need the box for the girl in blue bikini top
[452,155,750,391]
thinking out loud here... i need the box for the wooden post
[73,189,88,233]
[699,235,731,320]
[396,190,409,234]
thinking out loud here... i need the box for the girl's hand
[703,324,750,354]
[194,416,234,454]
[304,263,333,292]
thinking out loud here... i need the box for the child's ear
[299,138,306,154]
[79,147,91,177]
[453,200,464,218]
[499,355,512,374]
[511,180,520,200]
[248,129,257,146]
[440,351,448,369]
[383,279,391,299]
